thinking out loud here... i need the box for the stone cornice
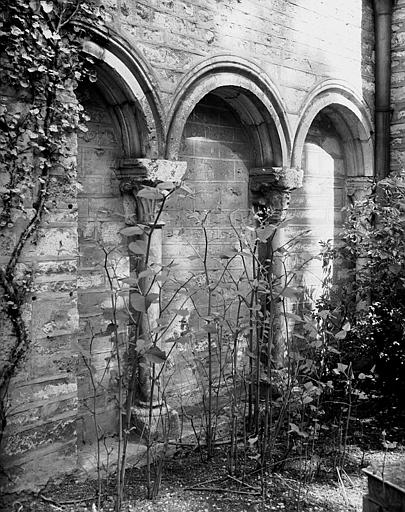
[250,167,303,191]
[118,158,187,184]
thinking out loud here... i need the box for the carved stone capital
[118,158,187,225]
[249,167,303,223]
[346,176,373,204]
[250,167,303,192]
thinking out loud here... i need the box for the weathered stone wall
[76,88,127,444]
[392,0,405,172]
[104,0,374,128]
[0,93,79,490]
[1,0,377,492]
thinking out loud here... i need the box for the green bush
[318,173,405,432]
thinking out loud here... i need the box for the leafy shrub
[317,173,405,433]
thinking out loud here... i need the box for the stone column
[118,158,186,439]
[249,167,303,367]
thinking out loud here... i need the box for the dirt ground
[1,446,403,512]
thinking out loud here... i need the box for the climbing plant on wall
[0,0,100,448]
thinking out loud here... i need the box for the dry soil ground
[2,445,403,512]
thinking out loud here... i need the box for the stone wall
[0,0,377,492]
[0,93,80,489]
[76,88,126,444]
[392,0,405,172]
[105,0,374,125]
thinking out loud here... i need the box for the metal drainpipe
[373,0,393,180]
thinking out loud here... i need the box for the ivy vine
[0,0,99,450]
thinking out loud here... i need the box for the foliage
[0,0,99,448]
[315,173,405,433]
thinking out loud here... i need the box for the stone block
[8,394,78,429]
[77,272,105,290]
[77,290,111,316]
[221,183,248,209]
[193,139,221,158]
[78,243,105,268]
[31,296,79,340]
[36,259,77,276]
[88,197,123,220]
[78,148,118,178]
[27,227,78,258]
[3,415,76,458]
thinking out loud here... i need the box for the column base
[129,403,180,442]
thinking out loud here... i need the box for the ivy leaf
[120,225,145,236]
[335,330,347,340]
[248,436,258,445]
[279,286,298,299]
[328,347,340,354]
[336,363,348,373]
[342,321,351,332]
[42,28,53,39]
[130,293,146,312]
[11,26,23,36]
[135,338,149,352]
[40,1,53,13]
[138,269,155,279]
[144,346,166,364]
[219,247,238,259]
[256,224,276,242]
[128,240,147,254]
[289,423,308,438]
[145,293,159,309]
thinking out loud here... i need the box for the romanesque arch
[165,56,291,166]
[292,80,374,176]
[81,25,165,158]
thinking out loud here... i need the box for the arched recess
[74,30,165,444]
[292,82,374,175]
[161,59,292,402]
[288,83,374,304]
[81,26,165,157]
[166,56,291,166]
